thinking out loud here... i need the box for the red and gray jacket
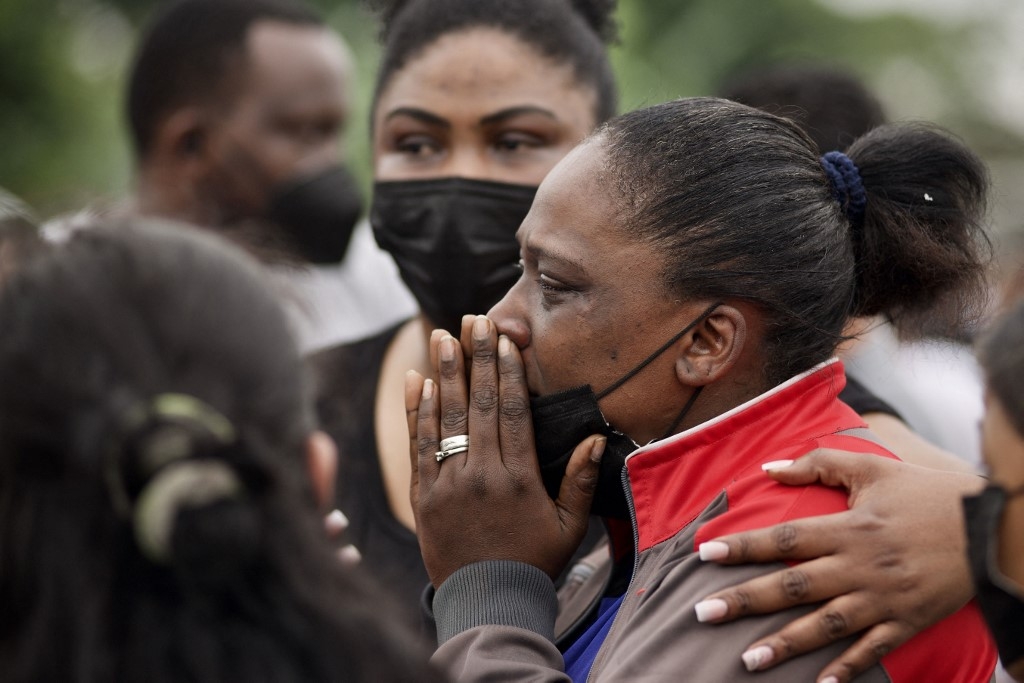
[431,360,997,681]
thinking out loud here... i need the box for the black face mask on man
[531,303,722,520]
[267,165,364,265]
[371,177,536,336]
[962,483,1024,672]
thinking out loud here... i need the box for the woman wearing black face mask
[967,301,1024,681]
[307,0,614,639]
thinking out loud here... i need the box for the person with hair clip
[0,220,442,682]
[313,0,989,675]
[408,97,996,680]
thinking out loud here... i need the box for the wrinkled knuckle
[772,523,799,553]
[471,386,499,414]
[439,356,459,379]
[851,510,885,536]
[468,470,491,499]
[472,343,496,365]
[441,407,468,431]
[870,546,903,572]
[772,635,797,659]
[575,468,599,495]
[734,534,753,562]
[729,589,754,616]
[868,636,894,660]
[781,568,810,601]
[417,435,436,457]
[499,396,530,426]
[507,472,532,497]
[819,609,849,640]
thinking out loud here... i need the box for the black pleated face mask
[962,483,1024,671]
[531,303,721,520]
[371,177,537,336]
[267,165,364,265]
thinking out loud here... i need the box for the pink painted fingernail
[698,541,729,561]
[324,509,349,534]
[821,677,839,683]
[761,459,794,471]
[741,645,775,671]
[694,598,728,622]
[337,545,361,566]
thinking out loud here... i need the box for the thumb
[762,448,877,489]
[555,435,606,531]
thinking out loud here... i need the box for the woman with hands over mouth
[313,0,992,671]
[309,0,614,635]
[406,98,996,681]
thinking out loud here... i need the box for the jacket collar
[624,359,859,552]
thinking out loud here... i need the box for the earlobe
[305,430,338,510]
[675,305,747,386]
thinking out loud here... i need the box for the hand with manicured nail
[324,508,362,567]
[692,448,984,683]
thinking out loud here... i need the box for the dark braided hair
[369,0,618,124]
[599,97,990,387]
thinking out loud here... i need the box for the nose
[444,145,494,183]
[488,280,531,350]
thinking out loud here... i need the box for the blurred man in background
[125,0,415,350]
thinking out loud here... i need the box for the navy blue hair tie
[820,151,867,228]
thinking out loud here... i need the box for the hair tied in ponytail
[104,393,244,563]
[820,151,867,229]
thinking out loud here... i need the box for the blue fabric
[563,594,626,682]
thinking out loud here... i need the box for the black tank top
[308,323,434,641]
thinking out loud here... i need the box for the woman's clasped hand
[406,315,605,588]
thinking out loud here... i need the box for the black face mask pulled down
[962,483,1024,672]
[371,177,536,336]
[531,303,721,520]
[267,165,364,265]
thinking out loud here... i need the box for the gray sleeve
[589,537,891,682]
[431,560,571,682]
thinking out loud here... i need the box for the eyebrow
[384,107,450,128]
[523,240,588,277]
[480,106,558,127]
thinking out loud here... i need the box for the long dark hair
[600,97,990,387]
[0,220,439,682]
